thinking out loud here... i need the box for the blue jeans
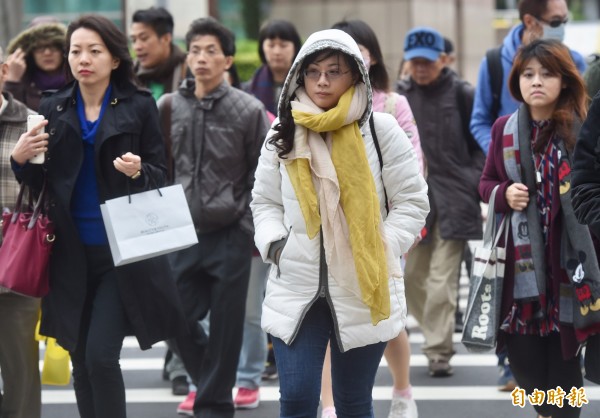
[236,256,269,390]
[272,298,386,418]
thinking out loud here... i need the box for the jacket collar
[49,80,138,105]
[135,44,187,82]
[178,79,230,110]
[401,67,455,93]
[0,92,29,124]
[50,81,141,148]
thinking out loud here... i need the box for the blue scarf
[247,65,277,114]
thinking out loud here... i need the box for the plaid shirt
[0,92,34,293]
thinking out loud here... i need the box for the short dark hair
[132,7,174,38]
[185,17,235,56]
[518,0,551,21]
[257,20,302,65]
[66,14,135,87]
[331,19,389,91]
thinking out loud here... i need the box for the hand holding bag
[100,182,198,266]
[461,185,509,353]
[0,180,54,297]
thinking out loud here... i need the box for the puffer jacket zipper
[287,230,343,350]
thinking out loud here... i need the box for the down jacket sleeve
[251,124,289,263]
[370,112,429,257]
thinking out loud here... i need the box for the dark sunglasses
[536,16,568,28]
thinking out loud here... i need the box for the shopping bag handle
[10,179,49,230]
[126,167,164,204]
[483,184,511,249]
[125,136,165,204]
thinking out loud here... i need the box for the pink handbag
[0,180,54,297]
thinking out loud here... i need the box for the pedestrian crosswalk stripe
[41,386,600,404]
[86,332,469,349]
[38,353,499,372]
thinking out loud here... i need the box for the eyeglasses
[34,45,61,54]
[188,47,223,58]
[535,16,568,28]
[303,68,350,81]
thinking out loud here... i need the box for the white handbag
[101,184,198,266]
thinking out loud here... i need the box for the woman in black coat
[11,15,185,418]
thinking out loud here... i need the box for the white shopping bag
[100,184,198,266]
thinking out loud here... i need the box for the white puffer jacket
[250,29,429,352]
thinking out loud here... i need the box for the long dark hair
[508,39,587,152]
[331,19,389,92]
[65,14,136,87]
[267,49,361,159]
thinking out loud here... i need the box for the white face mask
[541,22,566,42]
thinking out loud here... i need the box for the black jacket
[14,80,186,352]
[396,68,484,241]
[572,94,600,239]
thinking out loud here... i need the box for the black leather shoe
[171,375,189,396]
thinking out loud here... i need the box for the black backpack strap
[159,94,174,183]
[486,46,503,121]
[455,80,482,154]
[369,113,389,213]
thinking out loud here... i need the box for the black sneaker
[454,311,464,333]
[261,362,278,381]
[171,375,189,396]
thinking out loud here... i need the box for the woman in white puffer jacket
[251,29,429,418]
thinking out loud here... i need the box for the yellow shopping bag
[41,337,71,385]
[34,312,44,342]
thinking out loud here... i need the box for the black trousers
[505,332,583,418]
[71,245,132,418]
[170,223,252,418]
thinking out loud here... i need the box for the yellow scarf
[286,86,390,324]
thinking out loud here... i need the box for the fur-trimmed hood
[7,22,67,56]
[277,29,373,127]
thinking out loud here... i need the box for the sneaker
[261,362,278,381]
[428,359,453,377]
[177,391,196,416]
[321,406,337,418]
[388,395,418,418]
[171,375,189,396]
[234,387,260,409]
[497,364,517,392]
[454,311,464,333]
